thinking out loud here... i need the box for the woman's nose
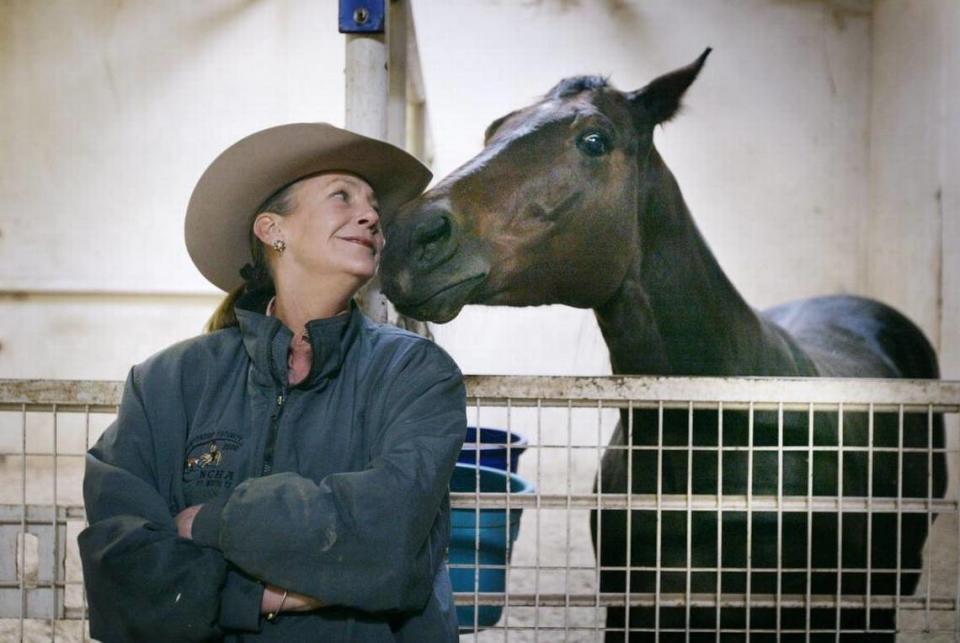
[356,203,380,228]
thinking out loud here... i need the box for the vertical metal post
[504,398,512,640]
[472,396,481,638]
[20,404,27,639]
[776,403,784,636]
[82,406,92,642]
[654,402,664,637]
[564,400,573,637]
[343,0,430,335]
[52,404,59,642]
[805,403,814,641]
[344,0,390,324]
[625,401,635,638]
[715,402,724,641]
[685,402,694,639]
[536,398,544,641]
[866,404,875,632]
[835,404,845,641]
[745,402,754,640]
[344,33,387,139]
[595,399,604,639]
[386,0,407,150]
[403,2,430,164]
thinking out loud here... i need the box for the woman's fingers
[174,505,203,540]
[283,590,326,612]
[261,584,326,614]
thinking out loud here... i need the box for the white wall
[869,0,960,380]
[0,0,344,379]
[0,0,953,385]
[414,0,874,375]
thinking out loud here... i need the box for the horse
[378,50,947,640]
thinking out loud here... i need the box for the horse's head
[380,50,711,323]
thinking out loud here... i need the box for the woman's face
[264,172,383,288]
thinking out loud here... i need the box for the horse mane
[545,75,609,99]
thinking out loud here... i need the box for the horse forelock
[545,75,610,100]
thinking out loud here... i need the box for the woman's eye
[577,131,610,157]
[332,190,348,201]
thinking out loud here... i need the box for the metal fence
[0,380,119,642]
[1,376,958,641]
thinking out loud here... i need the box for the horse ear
[484,109,519,144]
[629,48,711,125]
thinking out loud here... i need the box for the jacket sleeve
[191,341,467,613]
[78,367,264,642]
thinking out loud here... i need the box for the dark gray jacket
[79,295,466,642]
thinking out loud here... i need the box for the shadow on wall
[770,0,872,31]
[491,0,640,19]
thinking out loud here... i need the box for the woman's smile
[337,235,377,252]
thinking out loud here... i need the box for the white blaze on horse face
[395,268,413,294]
[536,100,562,116]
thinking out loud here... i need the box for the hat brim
[185,123,432,292]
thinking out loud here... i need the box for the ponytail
[205,284,245,332]
[205,262,274,333]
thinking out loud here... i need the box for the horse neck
[595,150,802,377]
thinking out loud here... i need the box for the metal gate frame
[453,375,960,640]
[1,376,958,640]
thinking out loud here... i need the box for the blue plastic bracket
[339,0,385,34]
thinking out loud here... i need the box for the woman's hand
[176,506,325,616]
[175,505,203,539]
[262,584,326,615]
[175,506,324,617]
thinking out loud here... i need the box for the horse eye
[577,131,610,157]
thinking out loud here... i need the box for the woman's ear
[252,212,279,246]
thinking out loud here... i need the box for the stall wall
[869,0,960,380]
[0,0,954,387]
[416,0,875,375]
[0,0,344,378]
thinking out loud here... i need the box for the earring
[272,239,286,254]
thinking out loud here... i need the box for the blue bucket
[448,463,534,630]
[457,426,528,473]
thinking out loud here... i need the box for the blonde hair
[205,181,299,332]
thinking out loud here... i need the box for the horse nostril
[410,209,456,269]
[413,213,452,247]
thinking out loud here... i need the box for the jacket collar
[234,288,362,388]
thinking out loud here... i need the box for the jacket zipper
[261,389,287,475]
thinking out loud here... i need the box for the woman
[79,123,467,641]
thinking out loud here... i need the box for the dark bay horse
[379,50,946,640]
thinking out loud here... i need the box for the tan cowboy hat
[185,122,432,292]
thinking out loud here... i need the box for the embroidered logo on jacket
[183,433,243,489]
[186,442,222,469]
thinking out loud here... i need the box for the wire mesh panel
[0,381,119,642]
[453,376,960,642]
[0,377,958,642]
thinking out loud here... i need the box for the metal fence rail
[0,377,958,641]
[456,375,959,640]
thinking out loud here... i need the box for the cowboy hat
[185,122,432,292]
